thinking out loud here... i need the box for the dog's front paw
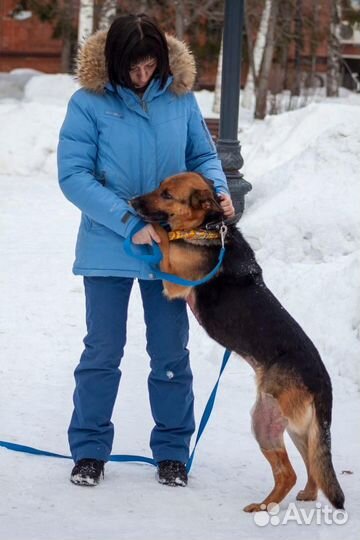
[243,502,265,513]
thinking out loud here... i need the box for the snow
[0,69,42,101]
[24,74,79,104]
[0,76,359,540]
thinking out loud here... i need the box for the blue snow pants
[68,277,195,464]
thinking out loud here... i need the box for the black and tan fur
[130,172,345,512]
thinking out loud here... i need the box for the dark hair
[105,13,170,90]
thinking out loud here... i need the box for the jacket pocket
[152,113,186,126]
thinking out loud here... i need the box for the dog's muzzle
[130,196,168,223]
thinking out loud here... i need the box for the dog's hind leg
[243,392,297,513]
[286,428,318,501]
[283,391,344,509]
[279,391,318,502]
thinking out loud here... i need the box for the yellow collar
[168,229,221,241]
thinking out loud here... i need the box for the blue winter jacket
[57,31,229,279]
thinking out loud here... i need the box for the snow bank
[0,75,359,386]
[0,102,66,176]
[0,74,359,540]
[0,68,41,101]
[0,74,78,176]
[24,73,79,104]
[240,100,360,385]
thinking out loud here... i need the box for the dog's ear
[190,189,223,212]
[198,174,215,191]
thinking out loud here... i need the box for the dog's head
[130,172,224,230]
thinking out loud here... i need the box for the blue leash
[186,349,231,472]
[0,350,231,472]
[0,223,232,470]
[123,221,226,287]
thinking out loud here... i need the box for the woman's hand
[132,224,160,245]
[218,193,235,218]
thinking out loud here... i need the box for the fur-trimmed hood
[76,30,196,95]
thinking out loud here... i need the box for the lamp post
[217,0,252,216]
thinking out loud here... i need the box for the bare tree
[96,0,117,31]
[255,0,280,119]
[59,0,75,72]
[78,0,94,44]
[139,0,150,11]
[28,0,78,72]
[308,0,321,89]
[277,0,294,92]
[292,0,303,96]
[212,33,223,113]
[173,0,223,40]
[242,0,271,109]
[174,0,186,40]
[327,0,341,96]
[243,0,258,89]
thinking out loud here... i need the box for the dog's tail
[308,393,345,509]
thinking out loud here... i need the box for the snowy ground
[0,73,359,540]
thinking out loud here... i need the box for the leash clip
[220,223,227,248]
[204,220,219,231]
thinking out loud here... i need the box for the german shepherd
[130,172,345,512]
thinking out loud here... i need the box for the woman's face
[129,57,157,90]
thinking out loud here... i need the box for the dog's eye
[161,190,173,200]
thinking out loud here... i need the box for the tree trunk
[78,0,94,44]
[61,37,72,73]
[175,0,185,40]
[309,0,320,89]
[61,0,75,73]
[327,0,341,97]
[212,35,223,114]
[244,0,257,85]
[255,0,279,119]
[292,0,303,96]
[97,0,117,31]
[279,0,293,91]
[242,0,271,110]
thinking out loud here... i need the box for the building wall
[1,0,359,89]
[0,0,62,72]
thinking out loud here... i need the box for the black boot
[157,460,188,487]
[70,458,105,486]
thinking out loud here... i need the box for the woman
[58,13,234,487]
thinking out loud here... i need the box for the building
[0,0,359,92]
[337,17,360,90]
[0,0,62,72]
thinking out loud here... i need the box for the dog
[130,172,345,512]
